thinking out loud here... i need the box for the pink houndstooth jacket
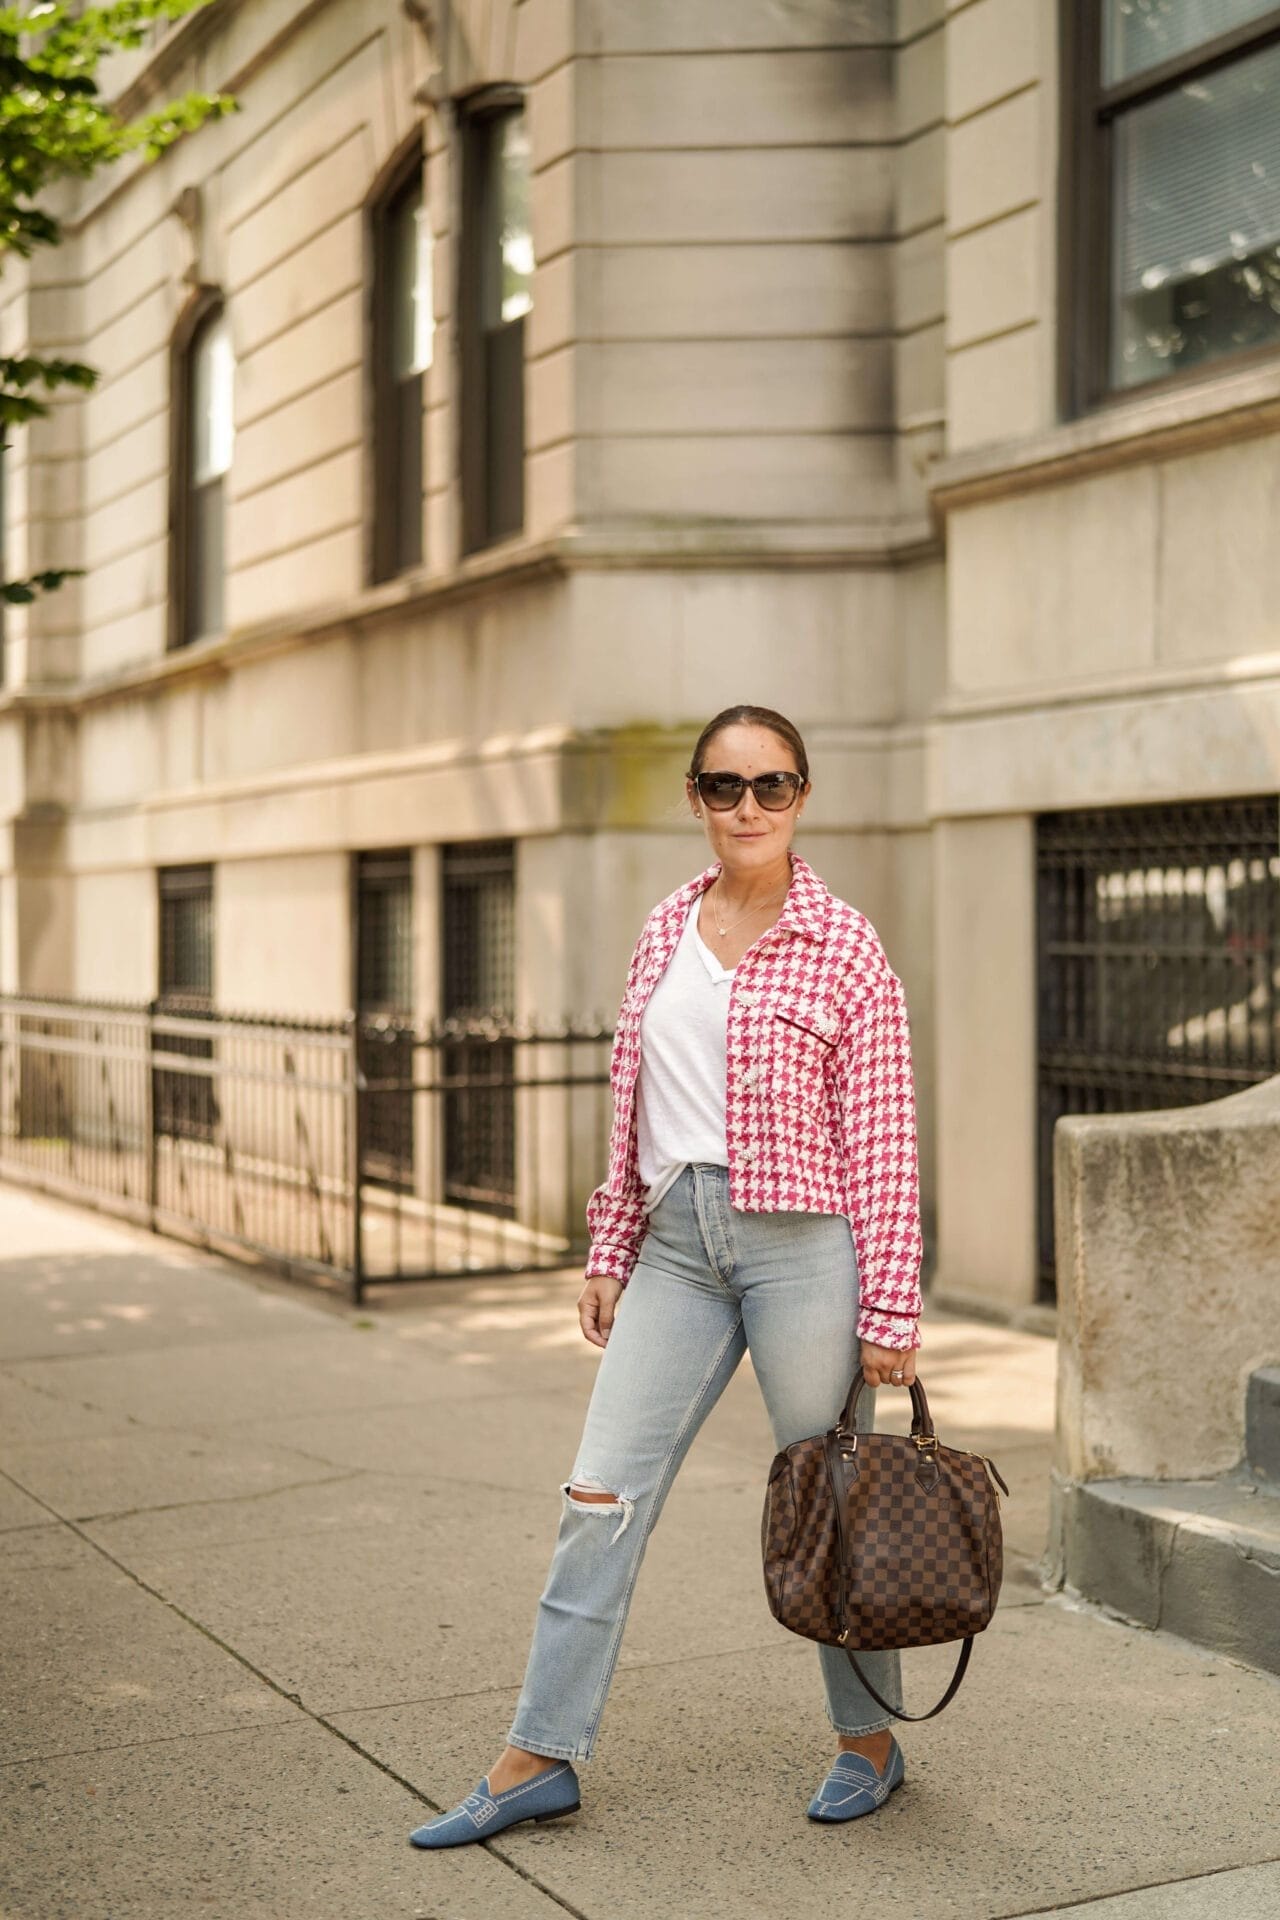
[585,850,925,1352]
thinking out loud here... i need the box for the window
[441,840,516,1215]
[356,850,414,1016]
[355,850,415,1187]
[155,864,216,1141]
[460,93,533,552]
[171,298,234,646]
[1035,795,1280,1299]
[1063,1,1280,409]
[159,863,214,1001]
[370,146,432,581]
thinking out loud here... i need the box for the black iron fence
[0,994,612,1303]
[1036,795,1280,1300]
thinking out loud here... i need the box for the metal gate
[1035,794,1280,1299]
[0,994,611,1300]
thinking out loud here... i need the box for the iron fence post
[347,1014,365,1306]
[145,997,158,1232]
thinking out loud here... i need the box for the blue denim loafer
[408,1761,581,1848]
[807,1737,905,1823]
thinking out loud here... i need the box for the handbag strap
[824,1429,979,1724]
[841,1636,973,1723]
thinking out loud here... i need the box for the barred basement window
[155,864,216,1142]
[1035,794,1280,1299]
[158,864,213,1003]
[355,849,414,1189]
[441,839,516,1216]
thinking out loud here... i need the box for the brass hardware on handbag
[760,1371,1009,1722]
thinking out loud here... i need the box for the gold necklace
[708,876,789,939]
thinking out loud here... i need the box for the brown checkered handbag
[761,1371,1009,1722]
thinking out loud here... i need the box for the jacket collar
[666,848,831,945]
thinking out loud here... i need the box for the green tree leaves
[1,1,236,607]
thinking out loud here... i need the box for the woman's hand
[578,1274,625,1350]
[860,1341,919,1388]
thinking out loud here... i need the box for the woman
[411,703,924,1847]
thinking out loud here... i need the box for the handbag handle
[838,1369,934,1442]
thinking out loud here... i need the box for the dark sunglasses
[691,770,804,812]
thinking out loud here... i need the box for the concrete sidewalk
[1,1185,1277,1920]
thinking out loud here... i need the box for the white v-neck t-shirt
[635,894,735,1215]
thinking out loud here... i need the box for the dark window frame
[167,287,230,651]
[158,862,214,1001]
[352,848,415,1189]
[458,86,529,556]
[353,848,415,1018]
[1060,0,1280,418]
[440,838,517,1217]
[155,862,217,1142]
[366,134,429,585]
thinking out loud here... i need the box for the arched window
[173,298,234,647]
[460,92,532,553]
[370,143,431,581]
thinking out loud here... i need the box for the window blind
[1113,37,1280,292]
[1104,0,1279,84]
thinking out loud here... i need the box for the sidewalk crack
[0,1464,590,1919]
[75,1470,366,1526]
[987,1854,1280,1918]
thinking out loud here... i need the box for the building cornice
[928,357,1280,513]
[935,651,1280,724]
[0,518,939,719]
[70,0,339,236]
[108,0,240,117]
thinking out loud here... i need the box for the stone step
[1060,1471,1280,1678]
[1245,1365,1280,1482]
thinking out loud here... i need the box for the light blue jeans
[506,1162,904,1763]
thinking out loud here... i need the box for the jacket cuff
[856,1307,922,1351]
[584,1241,639,1287]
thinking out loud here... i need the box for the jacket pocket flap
[770,1000,840,1046]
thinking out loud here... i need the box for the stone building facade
[1,0,1277,1318]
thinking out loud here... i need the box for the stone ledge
[929,355,1280,511]
[0,517,937,721]
[1055,1473,1280,1679]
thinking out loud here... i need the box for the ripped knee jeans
[563,1473,636,1542]
[505,1163,904,1764]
